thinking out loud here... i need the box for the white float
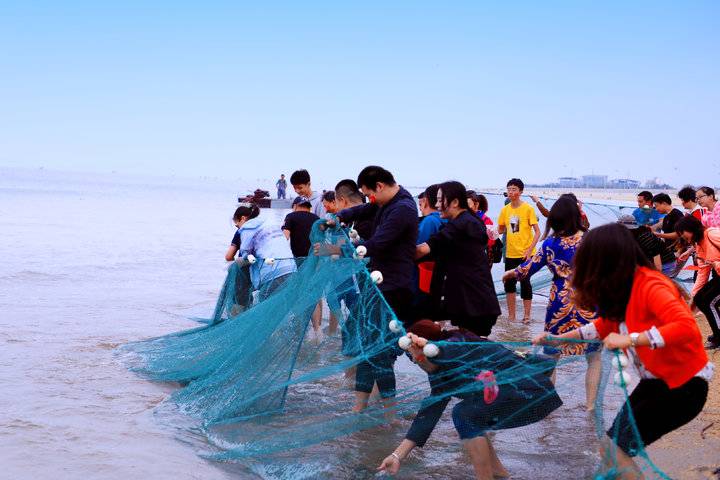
[356,245,367,258]
[613,371,632,387]
[264,257,275,266]
[611,353,629,369]
[370,270,383,284]
[398,336,412,350]
[247,254,256,264]
[423,343,440,358]
[388,319,401,333]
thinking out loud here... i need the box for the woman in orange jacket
[675,214,720,349]
[534,223,712,480]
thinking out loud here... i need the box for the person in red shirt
[533,223,711,480]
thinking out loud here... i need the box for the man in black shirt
[282,196,319,257]
[652,193,684,242]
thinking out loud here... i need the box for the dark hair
[357,166,396,190]
[561,192,578,203]
[544,196,585,238]
[507,178,524,191]
[438,181,469,210]
[233,204,260,221]
[290,169,311,186]
[675,215,705,244]
[638,191,653,202]
[335,179,365,203]
[423,184,440,207]
[572,224,654,320]
[466,190,489,213]
[322,190,335,202]
[652,193,671,205]
[678,186,697,203]
[697,186,716,200]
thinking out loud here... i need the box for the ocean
[1,168,630,479]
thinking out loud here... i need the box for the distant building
[610,178,641,189]
[558,177,578,188]
[581,175,608,188]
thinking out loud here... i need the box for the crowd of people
[226,166,715,480]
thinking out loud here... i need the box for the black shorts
[503,257,533,300]
[608,377,708,457]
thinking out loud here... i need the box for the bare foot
[521,317,531,325]
[494,469,510,478]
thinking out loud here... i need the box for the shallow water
[1,169,632,479]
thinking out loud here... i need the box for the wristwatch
[629,332,640,347]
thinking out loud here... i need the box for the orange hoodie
[692,227,720,297]
[594,267,708,389]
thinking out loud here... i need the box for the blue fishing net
[121,206,675,480]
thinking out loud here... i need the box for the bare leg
[463,436,494,480]
[600,437,643,480]
[328,311,338,335]
[585,351,602,411]
[506,293,517,321]
[311,302,322,335]
[522,299,532,323]
[352,391,370,412]
[487,438,509,477]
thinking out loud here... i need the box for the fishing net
[120,199,677,480]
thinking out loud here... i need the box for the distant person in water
[276,174,287,199]
[290,169,326,217]
[497,178,540,323]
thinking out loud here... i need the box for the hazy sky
[1,1,718,188]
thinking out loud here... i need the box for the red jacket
[593,267,708,388]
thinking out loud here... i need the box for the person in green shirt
[497,178,540,323]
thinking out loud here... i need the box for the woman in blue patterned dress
[502,195,601,410]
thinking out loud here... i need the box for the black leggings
[609,377,708,457]
[694,276,720,338]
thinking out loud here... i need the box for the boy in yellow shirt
[497,178,540,323]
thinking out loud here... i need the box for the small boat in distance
[238,189,293,209]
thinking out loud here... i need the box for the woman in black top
[416,181,501,336]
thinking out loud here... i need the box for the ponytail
[233,204,260,221]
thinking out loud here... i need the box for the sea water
[0,168,628,479]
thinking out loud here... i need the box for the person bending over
[534,224,711,480]
[378,320,562,480]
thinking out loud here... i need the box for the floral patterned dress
[515,231,598,355]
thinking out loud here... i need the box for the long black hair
[438,181,470,211]
[544,196,586,239]
[233,204,260,221]
[572,223,653,321]
[675,214,705,244]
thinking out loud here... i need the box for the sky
[1,1,718,189]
